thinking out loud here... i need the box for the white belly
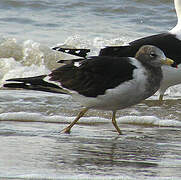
[72,72,149,111]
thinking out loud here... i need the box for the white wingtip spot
[74,62,81,67]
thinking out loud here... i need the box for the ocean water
[0,0,181,179]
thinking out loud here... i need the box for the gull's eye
[150,52,157,58]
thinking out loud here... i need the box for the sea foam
[1,36,181,99]
[0,112,181,127]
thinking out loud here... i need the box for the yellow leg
[158,94,164,105]
[61,108,88,134]
[159,94,164,102]
[112,111,122,135]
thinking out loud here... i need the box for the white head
[174,0,181,23]
[170,0,181,35]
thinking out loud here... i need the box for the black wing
[4,75,67,94]
[100,33,181,66]
[52,47,90,58]
[53,33,181,67]
[4,57,136,97]
[49,56,136,97]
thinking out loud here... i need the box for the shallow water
[0,0,181,179]
[1,90,181,179]
[0,0,176,45]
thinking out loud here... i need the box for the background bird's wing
[52,47,90,58]
[99,33,180,67]
[53,33,180,68]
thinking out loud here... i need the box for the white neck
[169,0,181,35]
[175,0,181,24]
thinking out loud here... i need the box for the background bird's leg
[112,111,122,135]
[159,94,163,101]
[61,108,88,134]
